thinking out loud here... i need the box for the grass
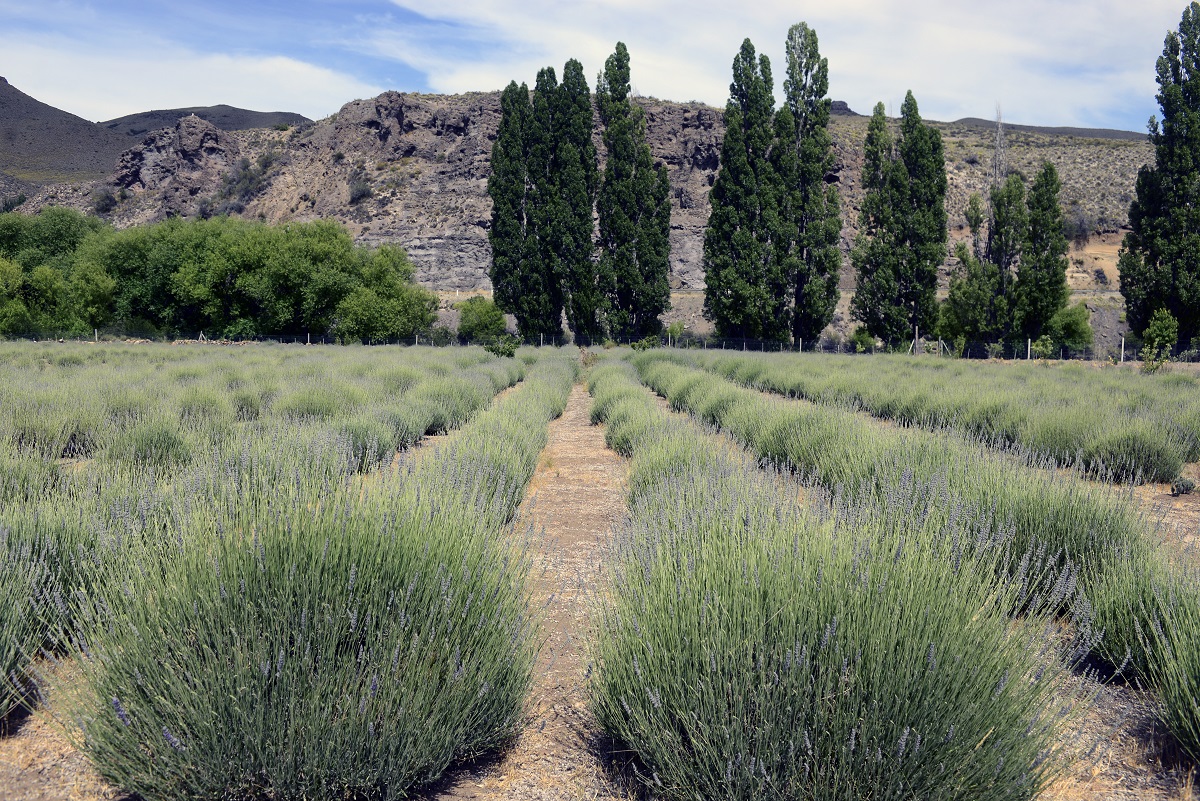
[587,357,1084,800]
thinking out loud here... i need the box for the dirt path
[431,383,631,801]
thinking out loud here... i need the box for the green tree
[940,242,1009,344]
[1013,162,1069,341]
[776,22,842,344]
[1119,1,1200,347]
[596,42,672,341]
[555,59,601,342]
[965,193,985,261]
[488,81,535,337]
[987,173,1027,288]
[851,93,946,345]
[702,39,789,341]
[456,295,507,342]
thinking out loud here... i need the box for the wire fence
[18,328,1200,363]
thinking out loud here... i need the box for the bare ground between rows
[644,376,1200,800]
[428,383,632,801]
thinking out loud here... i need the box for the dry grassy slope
[0,77,129,186]
[26,91,1151,338]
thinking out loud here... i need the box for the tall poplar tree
[1119,1,1200,347]
[555,59,601,342]
[1013,162,1069,340]
[778,22,842,344]
[488,81,549,340]
[596,42,672,340]
[702,39,789,341]
[851,93,946,345]
[488,62,598,343]
[850,104,908,344]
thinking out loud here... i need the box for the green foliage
[631,335,660,351]
[555,60,602,342]
[0,193,26,214]
[455,295,506,343]
[348,168,373,205]
[596,42,672,341]
[1030,334,1055,359]
[780,22,842,343]
[702,39,790,341]
[1144,307,1179,356]
[987,173,1027,281]
[1120,1,1200,347]
[851,94,947,345]
[203,150,280,216]
[850,324,875,352]
[689,349,1196,482]
[1046,303,1093,351]
[1013,163,1070,341]
[482,334,519,359]
[940,243,1010,343]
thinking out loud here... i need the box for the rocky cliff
[27,90,1151,297]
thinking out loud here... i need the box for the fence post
[1027,338,1031,360]
[1121,336,1125,363]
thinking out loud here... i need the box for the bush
[589,363,1079,801]
[456,296,506,343]
[483,335,519,359]
[65,489,534,800]
[1030,334,1055,359]
[1141,308,1178,372]
[1048,303,1093,351]
[851,325,875,353]
[109,420,192,466]
[0,527,51,719]
[631,335,660,351]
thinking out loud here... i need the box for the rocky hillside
[24,89,1151,303]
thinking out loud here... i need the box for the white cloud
[0,36,384,121]
[379,0,1184,129]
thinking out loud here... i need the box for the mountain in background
[100,105,311,138]
[3,78,1151,349]
[0,76,129,188]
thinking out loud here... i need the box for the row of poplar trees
[487,43,671,343]
[699,25,963,347]
[701,24,842,343]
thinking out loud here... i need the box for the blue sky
[0,0,1187,131]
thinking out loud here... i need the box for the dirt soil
[428,383,632,801]
[0,666,123,801]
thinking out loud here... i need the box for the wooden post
[1027,338,1031,360]
[1121,336,1125,363]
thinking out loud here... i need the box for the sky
[0,0,1188,132]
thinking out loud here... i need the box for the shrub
[851,325,875,353]
[483,335,519,359]
[1030,334,1055,359]
[0,527,51,719]
[65,488,534,800]
[589,362,1080,801]
[1141,308,1178,372]
[338,416,397,471]
[456,296,506,343]
[1172,476,1196,496]
[109,420,192,467]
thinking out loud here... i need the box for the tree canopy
[1118,0,1200,348]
